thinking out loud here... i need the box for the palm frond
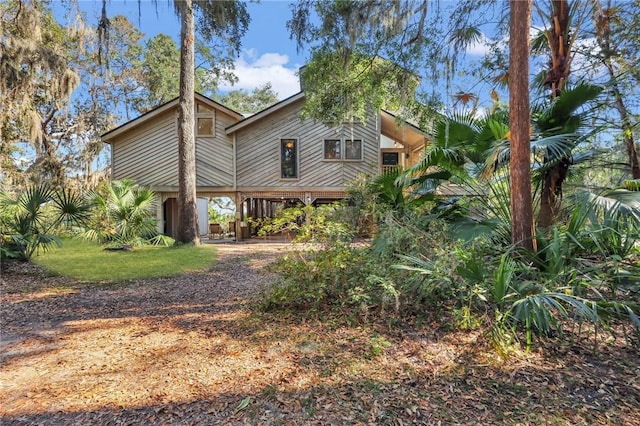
[52,189,92,227]
[510,292,601,337]
[583,189,640,224]
[392,254,435,274]
[531,133,581,162]
[533,83,603,135]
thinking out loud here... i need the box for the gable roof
[101,92,243,143]
[224,91,432,142]
[225,92,305,135]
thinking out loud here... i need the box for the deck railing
[381,165,402,176]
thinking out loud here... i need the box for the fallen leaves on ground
[1,243,639,425]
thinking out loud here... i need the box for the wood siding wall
[195,108,236,187]
[235,99,379,190]
[110,101,237,190]
[111,109,178,187]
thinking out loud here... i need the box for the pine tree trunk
[176,0,200,245]
[594,1,640,179]
[509,0,535,251]
[605,55,640,180]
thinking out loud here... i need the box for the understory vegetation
[258,82,640,353]
[0,180,172,264]
[259,177,640,353]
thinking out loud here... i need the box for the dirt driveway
[1,242,639,425]
[1,242,297,425]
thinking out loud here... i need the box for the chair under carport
[209,223,223,239]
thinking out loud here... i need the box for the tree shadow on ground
[2,353,639,426]
[2,254,639,425]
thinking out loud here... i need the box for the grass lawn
[33,238,217,283]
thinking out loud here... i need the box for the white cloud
[253,52,289,68]
[466,33,493,56]
[219,51,301,100]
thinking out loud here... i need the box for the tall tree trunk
[538,0,572,229]
[608,76,639,179]
[176,0,200,245]
[594,0,640,179]
[509,0,536,251]
[544,0,571,98]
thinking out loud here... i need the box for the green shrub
[82,179,171,248]
[259,199,472,321]
[0,185,90,261]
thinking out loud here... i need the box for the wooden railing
[381,165,402,176]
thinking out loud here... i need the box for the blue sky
[74,0,310,99]
[72,1,499,103]
[55,0,527,114]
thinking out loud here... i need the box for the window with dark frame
[281,138,298,179]
[382,152,399,166]
[344,139,362,160]
[324,139,341,159]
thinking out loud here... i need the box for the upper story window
[324,139,362,160]
[345,139,362,160]
[281,138,298,179]
[196,103,214,137]
[323,138,363,161]
[324,139,341,159]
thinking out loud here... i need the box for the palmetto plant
[0,185,91,261]
[401,83,604,232]
[84,179,169,248]
[530,83,604,227]
[401,108,509,199]
[487,186,640,347]
[393,182,640,348]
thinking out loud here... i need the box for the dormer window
[196,103,214,137]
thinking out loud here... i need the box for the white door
[197,198,209,236]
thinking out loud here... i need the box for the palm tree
[534,0,593,228]
[0,185,91,261]
[400,82,603,243]
[402,108,509,196]
[85,179,167,248]
[530,83,604,217]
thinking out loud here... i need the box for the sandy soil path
[0,242,294,425]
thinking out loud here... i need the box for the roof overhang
[380,110,430,150]
[101,92,243,143]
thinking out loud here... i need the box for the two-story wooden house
[101,91,429,240]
